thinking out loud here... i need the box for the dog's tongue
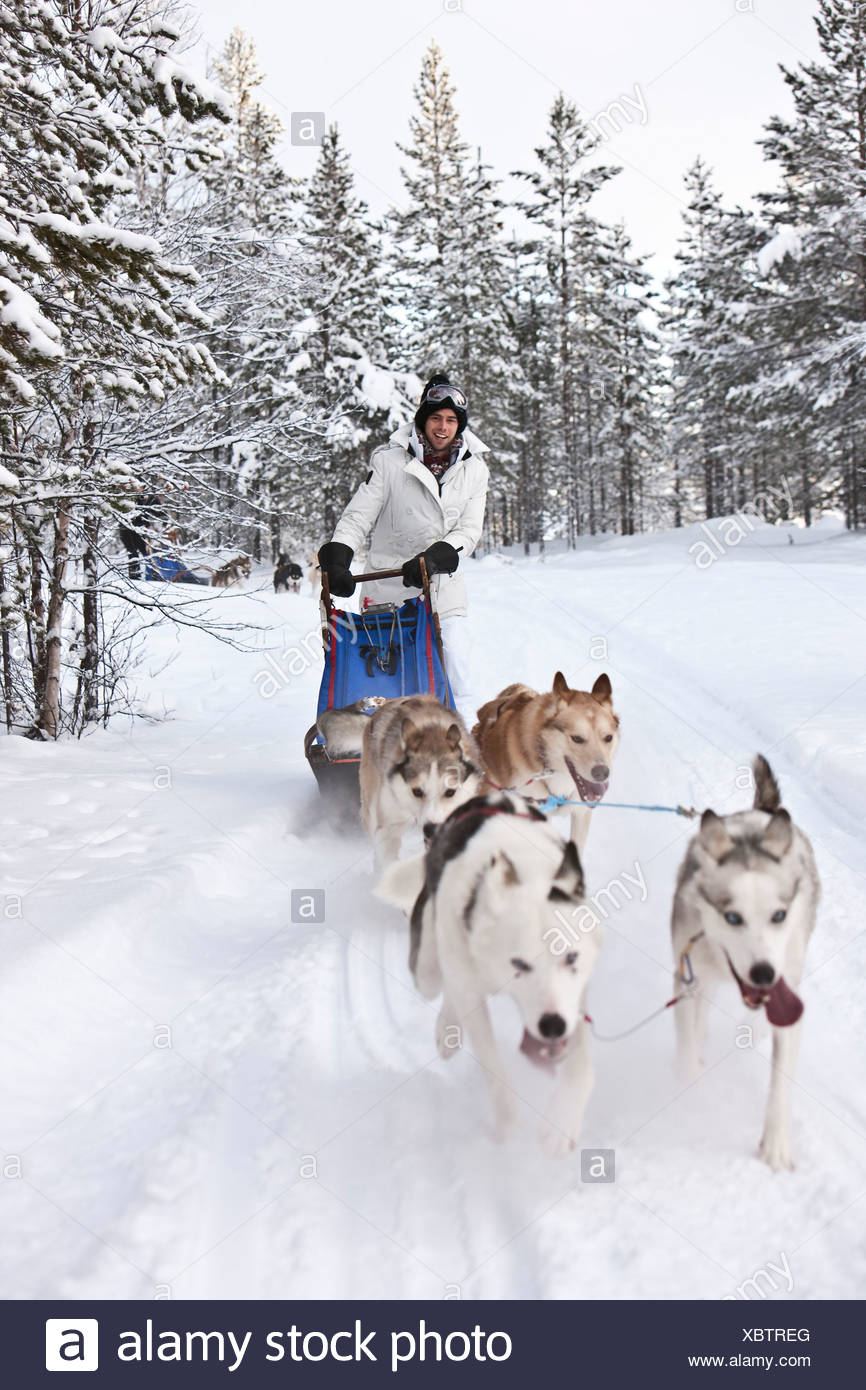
[734,967,804,1027]
[565,759,608,803]
[520,1029,569,1070]
[764,976,804,1027]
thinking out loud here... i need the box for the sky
[184,0,824,285]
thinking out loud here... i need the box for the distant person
[118,488,166,579]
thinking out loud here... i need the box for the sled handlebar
[349,566,405,582]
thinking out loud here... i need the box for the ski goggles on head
[421,383,468,409]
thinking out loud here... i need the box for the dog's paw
[758,1128,794,1173]
[539,1121,576,1160]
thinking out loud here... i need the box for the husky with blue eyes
[377,791,604,1157]
[671,755,820,1171]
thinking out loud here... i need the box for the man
[118,487,163,579]
[318,374,489,722]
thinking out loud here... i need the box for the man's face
[424,409,459,452]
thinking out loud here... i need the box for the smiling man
[317,373,489,721]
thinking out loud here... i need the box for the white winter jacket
[331,423,490,618]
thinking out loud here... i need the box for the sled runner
[304,560,453,825]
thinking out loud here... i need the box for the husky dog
[671,755,819,1171]
[360,695,482,869]
[274,554,303,593]
[473,672,620,853]
[212,555,251,588]
[316,696,388,757]
[378,791,603,1155]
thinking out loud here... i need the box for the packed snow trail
[1,518,864,1299]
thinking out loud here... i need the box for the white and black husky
[671,755,820,1171]
[378,791,604,1156]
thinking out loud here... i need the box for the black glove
[318,541,356,597]
[402,541,460,589]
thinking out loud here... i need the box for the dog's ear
[699,809,735,860]
[591,673,612,704]
[752,754,782,813]
[550,840,585,901]
[401,717,420,749]
[759,808,793,859]
[445,722,462,751]
[552,671,570,701]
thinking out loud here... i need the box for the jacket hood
[390,421,489,458]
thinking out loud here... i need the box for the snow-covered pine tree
[755,0,866,527]
[663,154,798,525]
[709,204,796,520]
[513,94,621,543]
[389,40,523,481]
[194,28,313,559]
[0,0,228,407]
[207,28,297,236]
[505,237,558,551]
[451,148,525,501]
[0,0,229,737]
[593,223,664,534]
[390,41,468,378]
[294,122,416,538]
[663,158,730,520]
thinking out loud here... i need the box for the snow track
[1,520,864,1299]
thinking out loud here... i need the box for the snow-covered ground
[2,516,864,1300]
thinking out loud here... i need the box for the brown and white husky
[473,672,620,852]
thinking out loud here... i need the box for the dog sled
[304,560,453,825]
[142,547,211,585]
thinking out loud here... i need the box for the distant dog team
[211,555,251,587]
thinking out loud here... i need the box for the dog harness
[484,772,698,819]
[585,932,706,1043]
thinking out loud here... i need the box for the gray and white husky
[378,791,604,1156]
[671,755,820,1171]
[359,695,482,868]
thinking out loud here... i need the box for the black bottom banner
[4,1299,856,1386]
